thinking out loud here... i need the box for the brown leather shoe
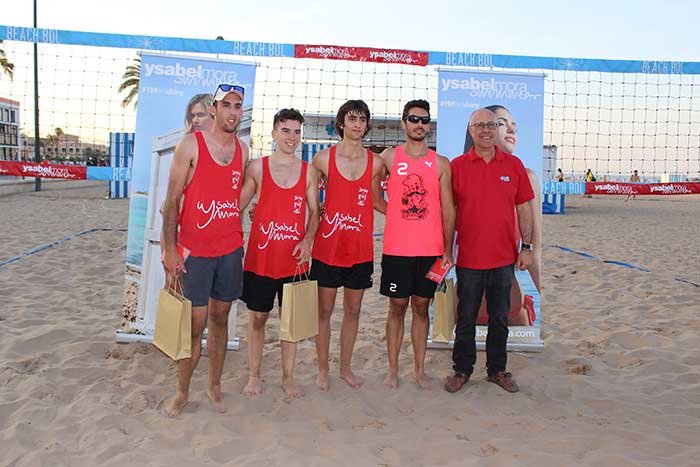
[444,373,470,393]
[487,371,519,393]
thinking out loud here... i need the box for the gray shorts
[181,247,244,307]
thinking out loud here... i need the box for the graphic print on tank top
[401,173,429,220]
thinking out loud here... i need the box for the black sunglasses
[218,84,244,94]
[405,115,430,125]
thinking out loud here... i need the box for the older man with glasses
[444,107,534,394]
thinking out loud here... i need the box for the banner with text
[434,69,545,350]
[586,182,700,195]
[126,53,256,267]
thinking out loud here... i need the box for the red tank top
[178,131,243,257]
[313,146,374,267]
[383,146,444,257]
[244,157,309,278]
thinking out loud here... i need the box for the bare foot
[415,371,434,390]
[315,372,330,391]
[282,378,304,399]
[207,386,227,414]
[160,392,188,418]
[384,372,399,389]
[340,369,363,389]
[242,376,263,397]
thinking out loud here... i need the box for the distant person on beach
[377,99,455,390]
[237,108,319,399]
[445,108,534,395]
[160,84,249,417]
[585,169,595,198]
[626,169,641,201]
[309,100,386,391]
[557,168,564,182]
[184,93,215,133]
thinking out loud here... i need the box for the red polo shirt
[451,146,534,270]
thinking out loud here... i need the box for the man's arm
[162,134,196,280]
[515,201,534,270]
[293,164,321,264]
[239,158,261,212]
[372,153,388,214]
[437,155,456,267]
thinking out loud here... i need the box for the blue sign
[436,69,545,185]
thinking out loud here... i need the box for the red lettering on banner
[0,161,87,180]
[585,182,700,195]
[295,44,428,66]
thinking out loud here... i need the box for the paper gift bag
[153,285,192,360]
[279,279,319,342]
[432,278,456,343]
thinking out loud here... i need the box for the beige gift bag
[432,278,456,343]
[279,270,319,343]
[153,279,192,360]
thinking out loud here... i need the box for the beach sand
[1,186,699,466]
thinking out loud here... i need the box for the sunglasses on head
[405,115,431,125]
[212,84,245,103]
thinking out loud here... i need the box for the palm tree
[118,56,140,109]
[0,40,14,79]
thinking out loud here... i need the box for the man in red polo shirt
[445,108,534,394]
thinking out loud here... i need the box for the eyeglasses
[470,121,498,131]
[405,115,431,125]
[212,84,245,103]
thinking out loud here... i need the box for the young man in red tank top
[161,84,250,417]
[238,109,320,399]
[309,100,386,391]
[377,100,456,390]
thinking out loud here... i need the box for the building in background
[0,97,20,161]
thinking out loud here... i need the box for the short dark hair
[402,99,430,121]
[335,100,371,138]
[273,108,304,128]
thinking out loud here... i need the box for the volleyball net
[1,25,699,186]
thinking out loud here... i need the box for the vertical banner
[434,69,545,350]
[126,53,256,267]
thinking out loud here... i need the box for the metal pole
[33,0,41,191]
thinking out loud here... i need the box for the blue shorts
[181,248,244,307]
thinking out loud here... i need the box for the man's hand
[292,238,313,264]
[247,202,257,222]
[441,249,453,269]
[162,249,186,285]
[516,250,533,270]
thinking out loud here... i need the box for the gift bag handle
[293,262,311,282]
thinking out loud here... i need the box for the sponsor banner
[435,69,545,350]
[0,161,87,179]
[295,44,428,66]
[586,182,700,195]
[126,53,256,266]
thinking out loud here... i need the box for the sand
[1,186,699,467]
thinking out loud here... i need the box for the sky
[2,0,699,62]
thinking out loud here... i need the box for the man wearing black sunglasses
[160,83,249,417]
[378,99,456,390]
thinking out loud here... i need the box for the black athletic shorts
[241,271,296,313]
[181,247,244,307]
[310,259,373,290]
[379,254,440,299]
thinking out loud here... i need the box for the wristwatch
[520,242,533,252]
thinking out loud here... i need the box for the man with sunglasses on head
[445,108,534,395]
[377,99,455,390]
[160,84,249,417]
[237,108,320,400]
[310,99,385,391]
